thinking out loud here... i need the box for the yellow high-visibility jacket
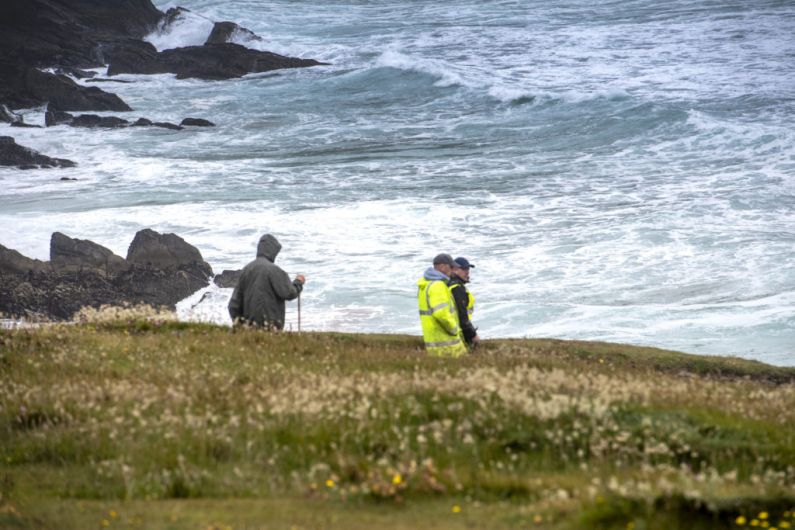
[417,269,467,357]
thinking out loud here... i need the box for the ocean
[1,0,793,365]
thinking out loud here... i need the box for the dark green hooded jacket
[228,234,303,329]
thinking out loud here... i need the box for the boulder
[70,114,129,128]
[50,232,128,275]
[154,122,183,130]
[44,105,75,127]
[131,118,182,130]
[0,244,49,277]
[214,269,242,288]
[0,136,76,169]
[127,229,213,278]
[205,21,263,45]
[108,42,327,80]
[4,66,132,112]
[104,39,167,77]
[181,117,215,127]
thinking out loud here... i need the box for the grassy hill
[1,307,794,529]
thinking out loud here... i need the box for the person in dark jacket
[228,234,305,330]
[449,256,479,348]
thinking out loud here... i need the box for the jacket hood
[256,234,282,262]
[423,267,449,281]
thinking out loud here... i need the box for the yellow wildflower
[109,510,117,518]
[533,515,543,524]
[452,505,461,514]
[761,513,770,520]
[780,522,791,529]
[392,474,402,485]
[326,479,335,488]
[737,516,747,525]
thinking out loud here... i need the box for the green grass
[1,308,794,529]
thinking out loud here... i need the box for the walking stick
[297,291,301,332]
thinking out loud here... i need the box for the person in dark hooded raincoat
[228,234,305,330]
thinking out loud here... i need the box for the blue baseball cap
[454,257,475,269]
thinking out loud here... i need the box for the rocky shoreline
[0,0,327,168]
[0,229,243,321]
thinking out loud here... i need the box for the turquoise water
[1,0,793,365]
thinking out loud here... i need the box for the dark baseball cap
[454,257,475,269]
[432,253,455,266]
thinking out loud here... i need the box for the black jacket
[228,234,303,329]
[448,276,476,345]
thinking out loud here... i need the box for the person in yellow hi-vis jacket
[417,253,468,357]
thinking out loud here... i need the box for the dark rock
[2,65,132,112]
[104,39,166,77]
[0,136,76,169]
[0,0,162,70]
[130,118,182,130]
[60,177,78,181]
[0,229,214,320]
[162,6,192,27]
[0,0,160,111]
[53,67,97,79]
[181,117,215,127]
[108,42,327,80]
[0,244,49,277]
[45,105,74,127]
[85,78,132,83]
[214,269,242,288]
[153,122,183,130]
[0,104,22,124]
[127,229,213,278]
[205,21,263,45]
[70,114,129,128]
[50,232,128,276]
[10,122,42,128]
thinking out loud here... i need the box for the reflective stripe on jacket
[417,272,467,358]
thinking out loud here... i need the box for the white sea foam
[145,8,214,51]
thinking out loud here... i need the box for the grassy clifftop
[1,308,794,529]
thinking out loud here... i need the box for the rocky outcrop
[50,232,128,275]
[127,229,212,277]
[44,106,74,126]
[181,118,215,127]
[0,0,162,70]
[70,114,129,128]
[0,229,214,320]
[0,59,131,111]
[0,0,326,111]
[205,21,263,45]
[107,42,326,80]
[0,136,76,169]
[44,105,192,130]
